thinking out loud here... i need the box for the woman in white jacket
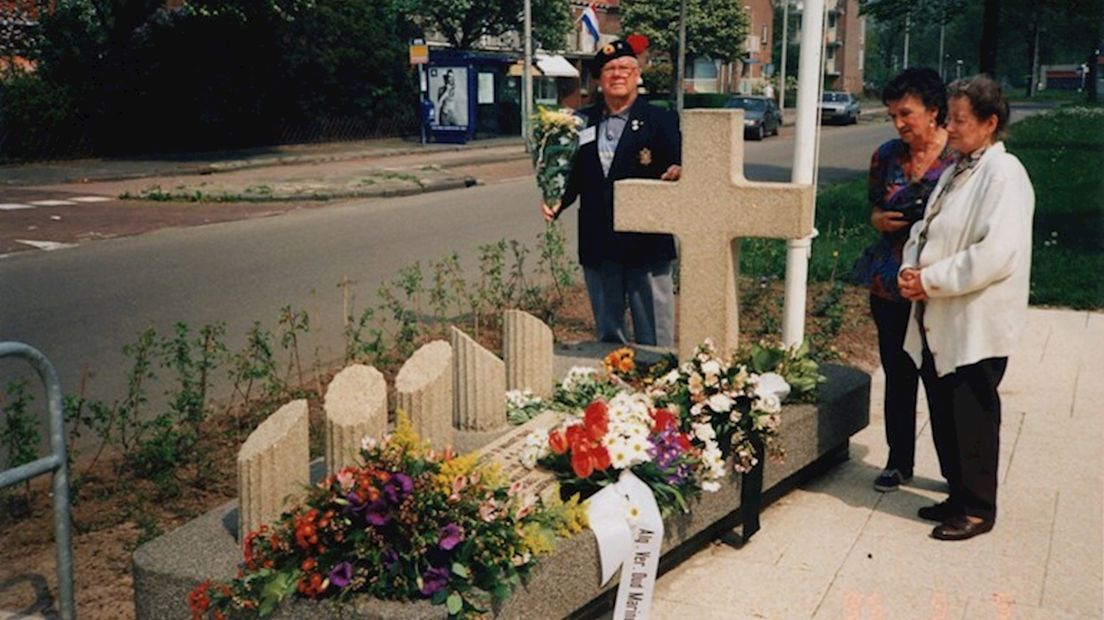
[898,75,1034,541]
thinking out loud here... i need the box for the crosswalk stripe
[0,203,34,211]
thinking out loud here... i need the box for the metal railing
[0,342,74,619]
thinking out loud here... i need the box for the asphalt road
[3,118,900,443]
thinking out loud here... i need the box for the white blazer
[901,142,1035,377]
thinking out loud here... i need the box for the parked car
[819,91,861,124]
[724,95,781,140]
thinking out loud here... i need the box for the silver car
[819,91,860,125]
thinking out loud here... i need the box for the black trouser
[870,295,921,475]
[921,351,1008,522]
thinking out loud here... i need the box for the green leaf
[446,591,463,615]
[451,562,471,579]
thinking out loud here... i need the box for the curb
[118,176,480,204]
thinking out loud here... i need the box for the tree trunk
[980,0,1000,76]
[1027,21,1040,97]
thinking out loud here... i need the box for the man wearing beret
[541,39,682,347]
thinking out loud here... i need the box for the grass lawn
[741,104,1104,310]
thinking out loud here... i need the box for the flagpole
[523,0,533,153]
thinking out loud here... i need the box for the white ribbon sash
[586,471,664,620]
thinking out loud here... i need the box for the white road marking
[15,239,78,251]
[0,203,34,210]
[70,196,112,203]
[29,199,77,206]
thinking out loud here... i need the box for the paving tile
[836,531,1046,604]
[655,555,834,619]
[1042,491,1104,617]
[962,595,1097,620]
[813,574,970,620]
[652,597,727,620]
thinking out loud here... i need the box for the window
[688,57,719,79]
[761,25,768,47]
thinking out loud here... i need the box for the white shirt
[901,142,1035,377]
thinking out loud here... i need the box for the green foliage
[622,0,750,64]
[641,62,673,95]
[229,322,285,418]
[1,379,39,469]
[3,0,419,159]
[400,0,571,51]
[1007,106,1104,308]
[743,340,826,402]
[683,93,730,109]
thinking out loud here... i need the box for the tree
[622,0,750,65]
[402,0,572,51]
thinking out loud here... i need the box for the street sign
[409,38,429,65]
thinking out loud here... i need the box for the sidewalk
[651,307,1103,619]
[0,135,528,186]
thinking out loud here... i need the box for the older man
[542,39,682,346]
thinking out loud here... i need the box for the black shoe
[873,468,912,492]
[931,515,994,541]
[917,500,957,522]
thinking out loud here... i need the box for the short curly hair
[947,74,1010,139]
[882,67,948,125]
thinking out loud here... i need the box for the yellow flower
[434,453,479,494]
[520,521,555,556]
[389,409,426,455]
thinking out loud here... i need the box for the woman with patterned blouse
[855,68,957,493]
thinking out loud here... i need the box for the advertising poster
[429,67,469,130]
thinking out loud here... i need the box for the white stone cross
[614,109,815,360]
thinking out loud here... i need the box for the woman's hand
[660,165,682,181]
[872,209,910,232]
[898,268,928,301]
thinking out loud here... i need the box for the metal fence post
[0,342,75,619]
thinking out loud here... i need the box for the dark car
[724,95,781,140]
[819,91,861,124]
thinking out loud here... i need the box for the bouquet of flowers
[506,388,547,425]
[522,392,725,516]
[530,107,585,211]
[742,339,826,403]
[552,365,623,412]
[189,414,586,620]
[649,340,789,474]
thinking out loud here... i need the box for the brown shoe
[931,515,994,541]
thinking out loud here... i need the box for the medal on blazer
[631,119,642,131]
[638,147,652,166]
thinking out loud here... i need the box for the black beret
[591,39,637,78]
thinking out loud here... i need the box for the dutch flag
[581,3,600,47]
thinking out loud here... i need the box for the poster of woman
[429,67,468,129]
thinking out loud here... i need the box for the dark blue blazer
[559,98,680,268]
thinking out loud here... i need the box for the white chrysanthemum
[658,369,681,386]
[755,372,791,403]
[361,436,378,452]
[692,422,716,442]
[688,372,704,395]
[560,366,598,392]
[707,393,734,412]
[519,430,550,468]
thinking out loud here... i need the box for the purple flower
[381,548,399,569]
[365,499,391,526]
[329,561,354,588]
[439,523,463,551]
[385,473,414,504]
[420,565,450,596]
